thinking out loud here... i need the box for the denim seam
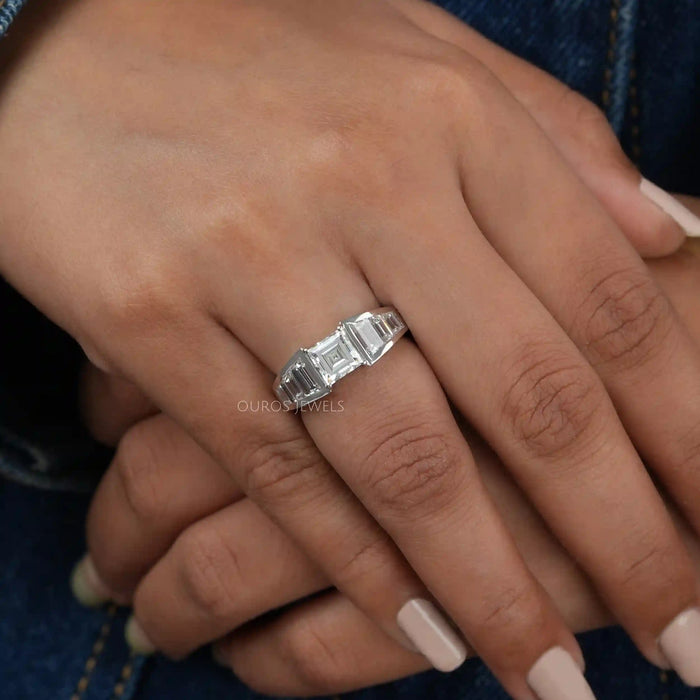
[69,605,118,700]
[601,0,639,136]
[109,653,138,700]
[601,0,620,112]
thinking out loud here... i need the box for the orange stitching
[70,604,118,700]
[109,651,138,699]
[602,0,621,108]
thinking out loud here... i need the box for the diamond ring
[273,307,407,409]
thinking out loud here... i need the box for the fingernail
[396,599,467,672]
[527,647,597,700]
[125,616,156,655]
[658,608,700,686]
[641,179,700,237]
[70,555,111,608]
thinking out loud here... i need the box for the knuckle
[402,55,485,120]
[551,85,637,172]
[240,431,323,506]
[115,423,168,522]
[472,583,548,651]
[500,343,604,461]
[95,256,185,336]
[175,524,242,622]
[332,536,394,586]
[280,617,347,695]
[361,420,463,517]
[612,540,693,605]
[576,267,673,370]
[556,86,614,139]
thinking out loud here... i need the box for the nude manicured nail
[658,608,700,686]
[125,616,156,655]
[396,599,467,672]
[70,555,111,608]
[527,647,596,700]
[641,179,700,237]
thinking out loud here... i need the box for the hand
[4,2,700,697]
[76,213,700,696]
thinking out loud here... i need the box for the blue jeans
[1,0,699,698]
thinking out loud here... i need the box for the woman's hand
[3,1,700,697]
[77,218,700,696]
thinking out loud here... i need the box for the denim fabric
[0,0,26,38]
[0,280,112,492]
[1,0,700,698]
[635,0,700,193]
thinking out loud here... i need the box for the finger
[449,55,700,679]
[228,287,590,695]
[218,503,700,699]
[134,422,608,672]
[650,238,700,341]
[119,279,590,699]
[219,505,700,699]
[130,498,328,655]
[352,106,696,680]
[116,314,443,668]
[217,593,429,697]
[76,413,242,604]
[391,0,700,254]
[79,361,157,446]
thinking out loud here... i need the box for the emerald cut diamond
[309,331,361,383]
[273,308,407,408]
[275,350,330,405]
[343,310,405,364]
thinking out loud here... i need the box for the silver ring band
[274,307,407,409]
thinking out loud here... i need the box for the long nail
[396,599,468,672]
[527,647,597,700]
[658,608,700,686]
[125,616,157,655]
[70,555,111,608]
[641,179,700,237]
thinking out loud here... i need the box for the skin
[1,1,699,696]
[81,230,700,696]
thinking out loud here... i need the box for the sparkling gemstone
[382,311,404,333]
[278,350,330,404]
[372,317,393,341]
[309,331,360,382]
[344,314,386,363]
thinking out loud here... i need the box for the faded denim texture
[0,0,27,37]
[1,0,699,697]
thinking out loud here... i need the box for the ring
[274,307,407,408]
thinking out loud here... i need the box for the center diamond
[309,331,360,383]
